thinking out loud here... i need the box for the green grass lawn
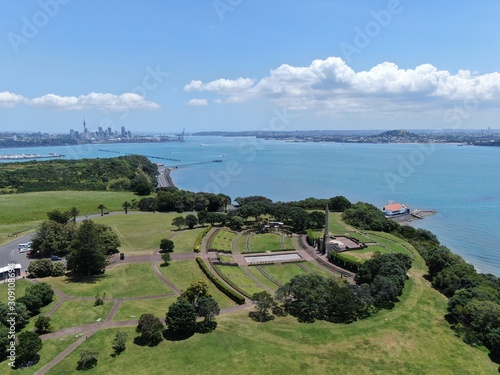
[215,265,264,296]
[0,278,33,302]
[0,190,147,245]
[341,246,391,263]
[298,262,337,279]
[345,231,374,243]
[283,236,295,249]
[328,212,355,234]
[364,231,415,257]
[15,334,80,374]
[259,263,308,285]
[158,260,235,309]
[171,229,199,253]
[49,300,113,330]
[46,270,499,375]
[41,263,172,298]
[247,266,281,291]
[209,229,236,252]
[219,254,234,263]
[113,296,179,321]
[247,233,283,252]
[236,233,249,253]
[94,212,180,254]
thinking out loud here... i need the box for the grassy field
[236,233,249,252]
[170,229,199,253]
[247,266,281,291]
[0,191,144,245]
[328,212,355,234]
[94,212,180,254]
[113,296,179,321]
[247,233,283,252]
[219,254,234,263]
[46,268,499,375]
[41,263,172,298]
[297,261,337,279]
[364,231,415,257]
[15,334,80,374]
[50,300,113,330]
[209,229,236,252]
[158,260,235,309]
[259,263,308,285]
[341,245,391,262]
[215,264,264,296]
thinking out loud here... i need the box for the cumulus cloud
[0,91,27,107]
[0,92,160,111]
[184,57,500,114]
[186,98,208,106]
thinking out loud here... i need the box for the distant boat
[200,143,206,146]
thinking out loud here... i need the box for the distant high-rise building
[107,127,112,136]
[121,126,126,137]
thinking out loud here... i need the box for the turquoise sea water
[1,137,499,275]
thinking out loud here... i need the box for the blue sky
[1,0,500,134]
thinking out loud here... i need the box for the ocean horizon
[1,137,499,276]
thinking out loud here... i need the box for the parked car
[50,255,62,261]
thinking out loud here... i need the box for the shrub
[195,257,245,305]
[27,258,54,278]
[194,225,212,252]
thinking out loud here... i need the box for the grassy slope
[248,233,282,252]
[47,261,498,375]
[41,263,172,298]
[0,191,141,245]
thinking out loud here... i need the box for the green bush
[195,256,245,305]
[194,225,212,252]
[328,252,361,272]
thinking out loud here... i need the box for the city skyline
[2,1,500,133]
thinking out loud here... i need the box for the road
[0,232,34,274]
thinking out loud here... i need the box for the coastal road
[157,166,175,188]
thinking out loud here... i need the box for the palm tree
[68,207,80,223]
[98,204,106,216]
[122,201,131,214]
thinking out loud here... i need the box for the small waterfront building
[383,202,410,216]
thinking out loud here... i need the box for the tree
[185,214,198,229]
[94,291,106,306]
[47,209,71,224]
[26,282,54,306]
[77,349,99,370]
[165,298,197,336]
[251,291,276,322]
[35,315,53,334]
[122,201,131,214]
[16,331,42,367]
[197,297,220,323]
[180,279,211,308]
[66,220,118,276]
[112,331,128,355]
[0,326,9,361]
[0,302,30,331]
[329,196,352,212]
[172,216,185,230]
[52,261,66,276]
[31,220,77,258]
[159,238,175,253]
[136,313,164,345]
[68,206,80,223]
[161,252,171,266]
[308,211,325,229]
[17,294,43,316]
[228,215,244,230]
[27,258,54,278]
[98,204,106,216]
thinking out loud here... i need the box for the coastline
[157,165,176,188]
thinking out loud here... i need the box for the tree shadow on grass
[163,328,195,341]
[65,274,108,285]
[133,335,162,347]
[195,321,217,334]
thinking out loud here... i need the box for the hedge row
[328,251,361,273]
[195,256,246,305]
[194,225,212,252]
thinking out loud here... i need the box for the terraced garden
[209,229,236,252]
[215,264,265,297]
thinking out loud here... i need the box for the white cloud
[186,98,208,106]
[0,91,27,108]
[184,57,500,115]
[29,92,160,111]
[0,92,160,111]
